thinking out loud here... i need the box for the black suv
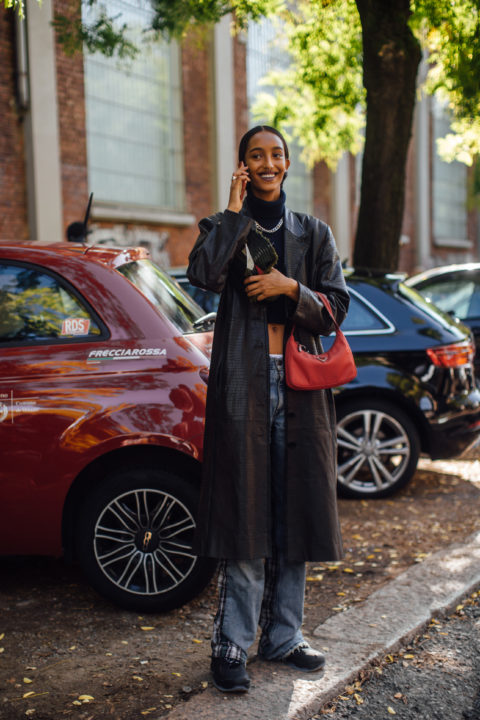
[171,269,480,498]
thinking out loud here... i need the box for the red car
[0,241,216,612]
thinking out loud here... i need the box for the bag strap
[315,292,340,330]
[290,291,340,339]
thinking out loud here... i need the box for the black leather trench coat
[187,203,350,563]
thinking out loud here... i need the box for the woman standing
[187,126,349,693]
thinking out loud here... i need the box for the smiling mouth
[259,173,278,180]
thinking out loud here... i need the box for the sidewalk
[164,530,480,720]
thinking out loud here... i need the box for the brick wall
[313,162,332,228]
[0,12,29,240]
[233,33,249,148]
[54,0,89,237]
[173,36,215,267]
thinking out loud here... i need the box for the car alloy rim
[93,489,197,596]
[337,409,411,492]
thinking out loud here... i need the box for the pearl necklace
[254,218,284,234]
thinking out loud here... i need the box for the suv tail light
[426,340,475,368]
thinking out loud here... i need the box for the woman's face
[244,131,290,202]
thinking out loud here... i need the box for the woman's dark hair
[238,125,289,164]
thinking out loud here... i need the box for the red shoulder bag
[285,292,357,391]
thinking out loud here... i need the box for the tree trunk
[353,0,421,271]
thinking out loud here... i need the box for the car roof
[406,263,480,285]
[0,241,151,270]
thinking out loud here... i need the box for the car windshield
[399,282,467,332]
[118,259,204,333]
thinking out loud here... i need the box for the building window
[246,18,313,214]
[432,97,468,247]
[83,0,185,212]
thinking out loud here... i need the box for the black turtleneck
[246,187,287,323]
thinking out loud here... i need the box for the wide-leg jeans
[211,355,306,663]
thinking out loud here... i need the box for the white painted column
[24,0,63,243]
[213,15,236,211]
[414,60,430,270]
[331,153,351,264]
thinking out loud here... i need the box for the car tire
[336,398,420,499]
[75,465,216,612]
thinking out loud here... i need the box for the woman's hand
[227,162,250,213]
[244,268,299,302]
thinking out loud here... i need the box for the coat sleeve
[291,223,349,336]
[187,210,253,294]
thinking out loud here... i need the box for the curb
[165,531,480,720]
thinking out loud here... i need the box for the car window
[118,260,204,333]
[0,263,102,343]
[178,278,220,314]
[415,275,480,320]
[341,291,391,333]
[399,282,467,330]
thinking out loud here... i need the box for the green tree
[252,0,480,269]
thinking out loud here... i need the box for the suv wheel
[336,399,420,498]
[75,466,216,612]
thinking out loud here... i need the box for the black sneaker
[282,643,325,672]
[211,657,250,693]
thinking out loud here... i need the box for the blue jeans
[211,356,306,663]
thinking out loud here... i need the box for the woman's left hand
[244,269,299,302]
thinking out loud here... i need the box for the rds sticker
[61,318,91,336]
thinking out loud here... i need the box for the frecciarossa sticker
[87,347,166,362]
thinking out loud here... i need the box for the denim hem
[279,639,309,660]
[211,646,248,664]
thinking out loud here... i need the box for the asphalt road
[313,590,480,720]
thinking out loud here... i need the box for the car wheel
[75,466,216,612]
[336,398,420,498]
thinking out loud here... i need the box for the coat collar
[284,208,309,279]
[239,201,309,279]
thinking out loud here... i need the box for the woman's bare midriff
[268,323,285,355]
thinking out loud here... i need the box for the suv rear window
[399,282,468,332]
[118,259,204,333]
